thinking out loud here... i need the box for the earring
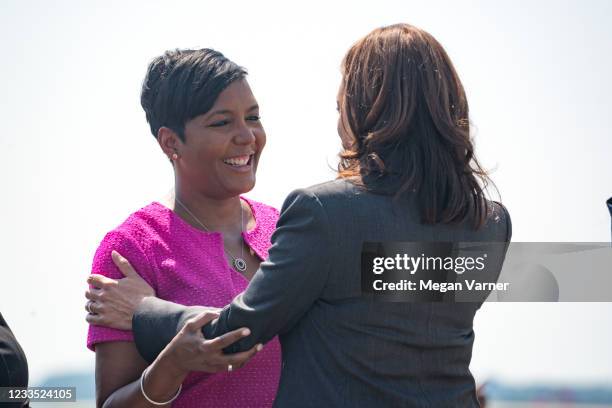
[171,153,178,160]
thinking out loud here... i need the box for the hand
[85,250,155,330]
[158,311,263,375]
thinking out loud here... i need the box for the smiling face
[171,79,266,199]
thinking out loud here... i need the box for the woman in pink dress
[85,48,281,407]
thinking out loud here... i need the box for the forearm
[133,297,214,362]
[101,355,187,408]
[202,292,278,353]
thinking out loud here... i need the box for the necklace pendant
[233,258,247,273]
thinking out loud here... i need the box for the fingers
[219,343,262,366]
[202,344,263,372]
[111,250,138,278]
[87,274,116,289]
[85,312,111,327]
[183,312,220,333]
[85,310,103,325]
[87,250,141,288]
[85,300,100,314]
[85,287,102,301]
[206,327,251,350]
[205,363,235,373]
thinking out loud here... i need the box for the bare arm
[94,312,261,408]
[95,342,185,408]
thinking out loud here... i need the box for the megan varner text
[372,279,509,292]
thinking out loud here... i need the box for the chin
[229,179,256,196]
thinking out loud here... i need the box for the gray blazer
[133,179,512,407]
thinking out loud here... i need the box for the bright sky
[1,0,611,386]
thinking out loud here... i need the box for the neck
[172,186,243,235]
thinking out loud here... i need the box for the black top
[133,179,512,408]
[0,313,29,407]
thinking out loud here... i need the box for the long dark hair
[337,24,495,229]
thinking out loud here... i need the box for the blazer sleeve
[132,188,332,361]
[132,299,216,363]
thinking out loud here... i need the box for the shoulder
[485,200,512,242]
[277,181,352,227]
[470,200,512,242]
[302,178,360,198]
[489,200,510,220]
[99,202,170,248]
[241,197,280,259]
[92,203,166,281]
[282,179,380,222]
[115,202,173,238]
[283,179,361,207]
[242,196,279,224]
[242,196,280,240]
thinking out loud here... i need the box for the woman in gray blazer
[86,23,511,407]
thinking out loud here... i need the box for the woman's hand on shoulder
[86,251,155,330]
[159,311,263,374]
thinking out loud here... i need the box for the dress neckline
[151,196,260,238]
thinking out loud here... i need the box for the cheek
[183,144,221,176]
[256,129,267,151]
[192,137,223,159]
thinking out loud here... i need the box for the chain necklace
[174,197,248,273]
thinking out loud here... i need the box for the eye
[247,115,261,122]
[209,120,229,127]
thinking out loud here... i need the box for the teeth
[223,155,250,166]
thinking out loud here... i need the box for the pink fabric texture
[87,197,281,407]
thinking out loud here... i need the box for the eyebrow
[208,104,259,117]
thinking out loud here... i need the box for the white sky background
[1,0,611,386]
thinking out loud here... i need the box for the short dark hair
[140,48,247,140]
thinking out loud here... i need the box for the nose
[234,121,257,145]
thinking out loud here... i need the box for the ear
[157,127,181,160]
